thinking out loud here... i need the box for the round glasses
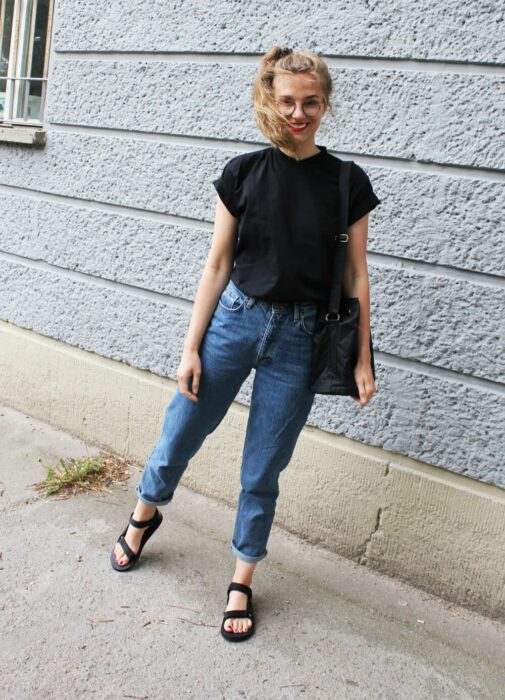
[274,98,324,118]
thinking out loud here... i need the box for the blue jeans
[136,278,320,563]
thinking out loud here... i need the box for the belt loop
[246,296,256,309]
[293,303,301,321]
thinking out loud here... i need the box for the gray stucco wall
[0,1,504,487]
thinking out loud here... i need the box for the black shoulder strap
[328,160,352,314]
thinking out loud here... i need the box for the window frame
[0,0,54,127]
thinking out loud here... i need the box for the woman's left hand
[351,359,376,405]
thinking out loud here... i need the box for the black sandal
[220,582,255,642]
[110,507,163,572]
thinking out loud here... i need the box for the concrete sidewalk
[1,403,504,700]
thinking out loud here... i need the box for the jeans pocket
[218,282,246,312]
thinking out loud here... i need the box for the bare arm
[342,212,372,362]
[176,194,238,400]
[342,212,376,403]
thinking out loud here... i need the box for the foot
[113,506,157,566]
[224,586,253,634]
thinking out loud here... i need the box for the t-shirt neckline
[273,144,327,164]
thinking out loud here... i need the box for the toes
[225,619,238,633]
[226,618,251,633]
[113,547,128,565]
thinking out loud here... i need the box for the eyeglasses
[274,98,324,118]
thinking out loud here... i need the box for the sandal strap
[129,508,159,529]
[227,582,252,600]
[117,535,135,560]
[222,610,254,620]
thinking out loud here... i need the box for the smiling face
[272,71,328,147]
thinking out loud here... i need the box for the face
[272,72,327,144]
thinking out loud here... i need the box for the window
[0,0,53,125]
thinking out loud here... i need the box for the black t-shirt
[212,144,381,303]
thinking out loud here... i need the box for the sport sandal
[110,507,163,572]
[220,582,255,642]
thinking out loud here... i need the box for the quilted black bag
[309,160,376,396]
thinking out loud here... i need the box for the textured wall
[0,1,504,486]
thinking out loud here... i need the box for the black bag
[309,160,376,397]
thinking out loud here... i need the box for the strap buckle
[335,232,348,242]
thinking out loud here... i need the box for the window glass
[0,0,16,119]
[31,1,49,81]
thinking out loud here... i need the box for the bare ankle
[133,500,157,520]
[231,560,257,587]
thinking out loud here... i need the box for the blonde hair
[252,45,334,160]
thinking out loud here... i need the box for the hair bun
[277,47,293,58]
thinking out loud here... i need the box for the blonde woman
[110,46,381,642]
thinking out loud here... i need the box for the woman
[110,46,381,642]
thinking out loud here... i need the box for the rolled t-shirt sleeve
[348,162,381,226]
[212,157,243,218]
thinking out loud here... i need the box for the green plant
[37,456,105,496]
[31,451,132,499]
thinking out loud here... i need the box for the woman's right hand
[176,347,202,402]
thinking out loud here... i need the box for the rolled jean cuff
[136,485,173,507]
[230,541,268,563]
